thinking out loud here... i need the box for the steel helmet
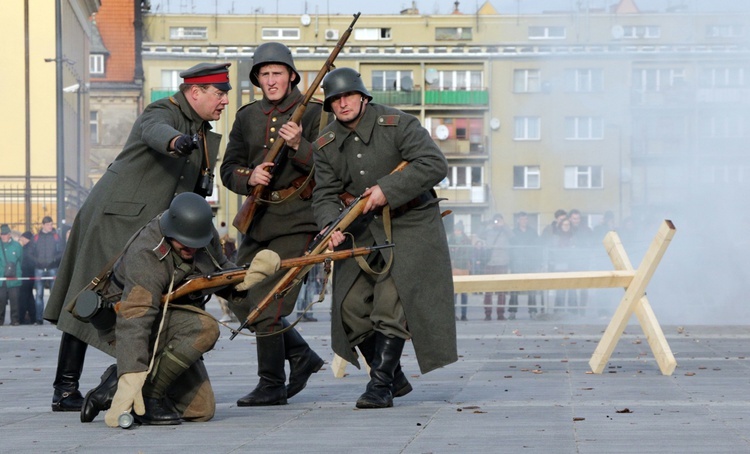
[321,67,372,112]
[249,42,300,88]
[159,192,214,248]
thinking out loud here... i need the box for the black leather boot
[81,364,117,423]
[356,333,406,409]
[237,332,287,406]
[52,333,88,412]
[135,397,181,425]
[281,318,324,399]
[357,333,412,398]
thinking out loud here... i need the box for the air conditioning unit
[325,29,339,40]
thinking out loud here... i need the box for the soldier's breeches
[342,271,410,347]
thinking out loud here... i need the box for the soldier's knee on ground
[179,379,215,422]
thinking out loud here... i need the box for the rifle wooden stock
[161,245,390,304]
[230,160,408,339]
[232,12,362,234]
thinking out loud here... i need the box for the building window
[702,165,749,185]
[565,117,603,140]
[706,24,744,38]
[90,54,104,75]
[564,69,603,92]
[372,70,414,91]
[514,117,541,140]
[435,27,472,40]
[564,166,603,189]
[622,25,661,39]
[513,166,540,189]
[354,28,391,40]
[447,165,483,189]
[90,111,99,144]
[699,113,744,138]
[514,69,541,93]
[700,67,745,88]
[297,71,325,95]
[426,70,483,91]
[261,28,300,40]
[169,26,207,40]
[528,26,565,39]
[633,68,686,92]
[161,70,182,90]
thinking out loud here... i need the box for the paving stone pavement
[1,299,749,453]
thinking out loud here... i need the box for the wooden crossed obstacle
[331,220,677,377]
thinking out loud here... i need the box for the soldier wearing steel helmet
[76,193,272,427]
[220,42,328,407]
[313,67,457,409]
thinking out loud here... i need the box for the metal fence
[0,179,89,233]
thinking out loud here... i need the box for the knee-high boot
[357,333,412,398]
[52,332,87,412]
[356,332,406,409]
[236,332,287,406]
[281,318,324,399]
[81,364,117,423]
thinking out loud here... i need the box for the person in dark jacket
[31,216,63,325]
[0,225,23,325]
[43,62,232,413]
[17,231,35,324]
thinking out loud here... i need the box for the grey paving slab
[1,300,750,453]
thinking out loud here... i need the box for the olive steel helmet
[249,42,300,88]
[321,67,372,112]
[159,192,214,248]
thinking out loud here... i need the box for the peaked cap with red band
[180,62,232,92]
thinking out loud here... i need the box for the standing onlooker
[43,62,233,412]
[313,67,457,408]
[448,221,472,321]
[482,214,513,321]
[220,42,325,407]
[547,216,578,314]
[31,216,63,325]
[568,209,593,316]
[0,224,23,325]
[542,209,568,241]
[295,262,323,322]
[509,212,543,319]
[17,231,35,324]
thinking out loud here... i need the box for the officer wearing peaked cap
[44,61,232,413]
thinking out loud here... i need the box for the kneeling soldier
[77,193,270,426]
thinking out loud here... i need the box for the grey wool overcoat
[312,103,457,374]
[44,91,222,355]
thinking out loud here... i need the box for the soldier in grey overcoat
[43,63,232,412]
[220,43,326,407]
[312,68,457,409]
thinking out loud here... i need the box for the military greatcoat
[44,91,222,353]
[312,102,457,374]
[220,87,325,328]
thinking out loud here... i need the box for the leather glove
[104,371,148,428]
[235,250,281,291]
[173,134,199,156]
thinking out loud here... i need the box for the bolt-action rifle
[232,12,361,234]
[229,160,409,339]
[161,244,393,304]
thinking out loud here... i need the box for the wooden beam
[588,220,676,374]
[599,230,677,375]
[453,270,634,293]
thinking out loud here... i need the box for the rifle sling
[353,204,394,277]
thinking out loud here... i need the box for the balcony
[425,89,488,106]
[370,90,422,106]
[436,138,487,157]
[151,88,176,103]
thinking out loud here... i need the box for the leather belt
[392,191,435,217]
[270,186,298,201]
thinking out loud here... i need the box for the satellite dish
[611,25,624,39]
[435,125,450,141]
[425,68,439,85]
[300,14,311,26]
[401,76,414,91]
[490,118,501,131]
